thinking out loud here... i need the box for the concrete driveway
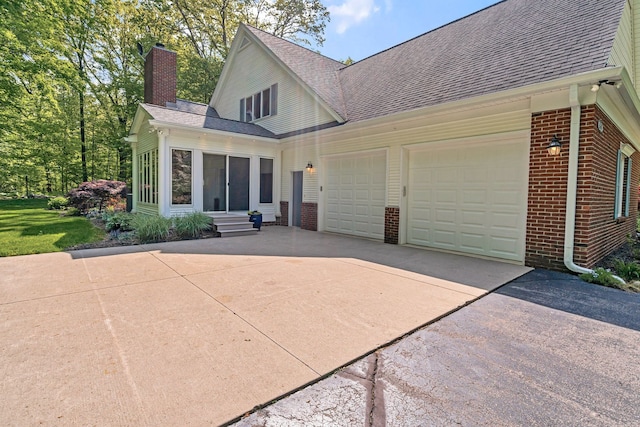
[0,227,529,425]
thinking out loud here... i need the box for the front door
[203,154,250,212]
[292,171,303,226]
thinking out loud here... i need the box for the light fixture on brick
[547,135,562,156]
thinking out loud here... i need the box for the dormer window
[240,83,278,122]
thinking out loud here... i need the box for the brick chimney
[144,43,177,106]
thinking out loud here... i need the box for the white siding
[137,121,159,154]
[280,106,531,209]
[213,41,336,135]
[609,0,635,85]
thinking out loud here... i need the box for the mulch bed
[65,218,218,251]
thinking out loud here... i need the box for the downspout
[563,84,625,283]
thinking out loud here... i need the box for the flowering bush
[67,180,127,214]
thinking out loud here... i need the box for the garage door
[325,151,386,239]
[407,141,528,261]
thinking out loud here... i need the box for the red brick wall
[278,201,289,226]
[144,45,177,107]
[385,206,400,244]
[301,202,317,231]
[526,106,639,270]
[575,106,639,267]
[526,108,571,269]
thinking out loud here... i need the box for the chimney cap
[155,42,165,48]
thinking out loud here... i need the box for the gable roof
[141,100,275,138]
[336,0,626,123]
[237,0,625,127]
[242,25,348,120]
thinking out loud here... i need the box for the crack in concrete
[367,352,380,427]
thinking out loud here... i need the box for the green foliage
[0,198,104,256]
[47,196,69,210]
[173,212,212,238]
[65,207,81,216]
[132,214,171,243]
[1,0,328,195]
[103,211,135,232]
[580,268,622,289]
[613,259,640,282]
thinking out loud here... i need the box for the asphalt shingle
[246,0,625,125]
[142,101,275,138]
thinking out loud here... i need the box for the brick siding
[385,206,400,244]
[301,202,317,231]
[526,106,639,270]
[278,201,289,226]
[144,45,177,107]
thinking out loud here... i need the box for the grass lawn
[0,199,105,257]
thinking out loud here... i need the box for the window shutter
[270,83,278,115]
[625,157,633,216]
[239,98,245,122]
[615,150,623,218]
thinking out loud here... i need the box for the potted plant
[248,210,262,230]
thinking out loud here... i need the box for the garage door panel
[435,190,456,204]
[325,151,386,240]
[408,140,527,262]
[461,210,487,227]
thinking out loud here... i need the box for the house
[127,0,640,272]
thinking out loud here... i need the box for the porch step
[212,215,258,237]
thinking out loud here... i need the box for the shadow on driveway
[499,269,640,332]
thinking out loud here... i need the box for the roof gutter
[563,84,625,283]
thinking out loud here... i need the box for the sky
[314,0,500,62]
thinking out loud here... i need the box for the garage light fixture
[547,135,562,156]
[591,79,619,92]
[306,162,313,172]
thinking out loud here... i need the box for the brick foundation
[385,206,400,244]
[278,201,289,226]
[526,106,639,270]
[301,202,318,231]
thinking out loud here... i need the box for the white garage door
[408,141,528,261]
[325,151,386,239]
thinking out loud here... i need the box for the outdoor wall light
[591,79,618,92]
[306,162,313,172]
[547,135,562,156]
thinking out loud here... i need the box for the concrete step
[217,228,258,238]
[212,216,259,237]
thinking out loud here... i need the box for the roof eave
[147,119,278,143]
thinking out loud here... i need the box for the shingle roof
[246,0,625,125]
[337,0,625,122]
[141,101,275,138]
[244,25,347,120]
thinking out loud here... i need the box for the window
[138,149,158,204]
[615,148,633,218]
[172,149,192,205]
[260,158,273,203]
[240,83,278,122]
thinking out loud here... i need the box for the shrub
[132,214,171,243]
[67,180,127,214]
[613,259,640,282]
[580,268,622,288]
[64,207,81,216]
[173,212,212,238]
[103,211,135,232]
[47,196,69,210]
